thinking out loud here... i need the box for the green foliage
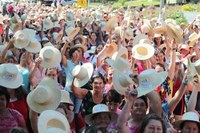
[182,4,196,11]
[118,0,127,6]
[165,9,187,24]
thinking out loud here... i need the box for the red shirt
[70,113,86,133]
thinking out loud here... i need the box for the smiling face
[92,113,111,128]
[92,77,105,93]
[181,121,199,133]
[131,98,147,119]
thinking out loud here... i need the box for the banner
[77,0,87,8]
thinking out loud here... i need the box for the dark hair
[90,74,106,84]
[9,127,27,133]
[179,121,200,130]
[0,86,10,106]
[106,89,122,103]
[68,47,78,58]
[138,95,148,108]
[84,125,104,133]
[155,63,166,71]
[154,49,166,62]
[14,86,28,100]
[139,113,166,133]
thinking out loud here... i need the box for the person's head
[9,127,27,133]
[68,47,79,61]
[90,32,97,41]
[179,121,200,133]
[91,74,106,93]
[126,45,133,60]
[7,86,27,100]
[5,55,17,64]
[139,113,166,133]
[155,49,165,64]
[77,47,84,60]
[131,96,148,119]
[45,68,58,80]
[84,125,104,133]
[106,89,122,113]
[96,44,104,54]
[56,103,74,124]
[153,34,163,45]
[106,67,114,84]
[155,63,166,72]
[0,86,10,109]
[92,112,111,128]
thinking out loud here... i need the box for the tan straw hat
[38,110,70,133]
[25,38,41,53]
[72,63,94,88]
[43,18,54,31]
[39,46,61,68]
[111,47,128,60]
[0,63,23,89]
[132,39,155,60]
[84,104,118,125]
[105,17,118,32]
[27,77,61,113]
[65,27,80,41]
[188,32,200,47]
[166,23,183,43]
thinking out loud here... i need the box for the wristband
[182,81,188,86]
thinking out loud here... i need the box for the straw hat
[38,110,70,133]
[114,26,122,39]
[123,27,133,40]
[102,43,118,60]
[43,18,54,31]
[72,63,94,88]
[106,57,131,72]
[75,35,86,45]
[25,38,41,53]
[0,63,23,89]
[111,47,128,60]
[188,32,200,47]
[84,104,118,125]
[132,40,155,60]
[153,25,167,34]
[65,27,80,41]
[71,43,87,52]
[112,69,134,95]
[137,69,168,97]
[173,112,200,129]
[133,34,148,45]
[39,46,61,68]
[141,24,152,34]
[87,46,96,54]
[60,90,73,105]
[13,29,35,49]
[187,59,200,86]
[27,77,61,113]
[105,17,118,32]
[10,13,22,23]
[166,23,183,43]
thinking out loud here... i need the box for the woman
[104,67,114,93]
[139,113,166,133]
[72,74,106,118]
[0,86,27,133]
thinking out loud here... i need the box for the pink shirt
[0,109,25,133]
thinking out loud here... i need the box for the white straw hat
[60,90,73,105]
[65,27,80,41]
[0,63,23,89]
[13,29,35,49]
[133,34,148,45]
[132,40,155,60]
[27,77,61,113]
[137,69,168,97]
[173,112,200,129]
[84,104,118,125]
[187,59,200,86]
[105,17,118,32]
[43,18,54,31]
[38,110,70,133]
[111,47,128,60]
[72,63,94,88]
[39,46,61,68]
[188,32,200,47]
[25,38,41,53]
[112,69,134,95]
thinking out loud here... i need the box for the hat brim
[137,70,168,97]
[25,38,41,53]
[112,47,128,60]
[132,43,155,60]
[133,34,148,45]
[153,25,167,34]
[106,58,130,72]
[67,27,80,41]
[105,17,118,32]
[166,23,183,43]
[112,70,133,95]
[84,111,118,125]
[0,64,23,89]
[74,63,94,88]
[27,77,61,113]
[38,110,70,133]
[75,35,86,45]
[39,46,61,68]
[71,43,87,52]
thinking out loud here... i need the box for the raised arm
[117,89,137,133]
[71,78,88,99]
[147,91,162,116]
[168,71,187,114]
[187,81,200,112]
[168,39,176,80]
[61,41,70,67]
[0,38,14,63]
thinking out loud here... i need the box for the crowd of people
[0,1,200,133]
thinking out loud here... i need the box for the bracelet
[182,81,188,86]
